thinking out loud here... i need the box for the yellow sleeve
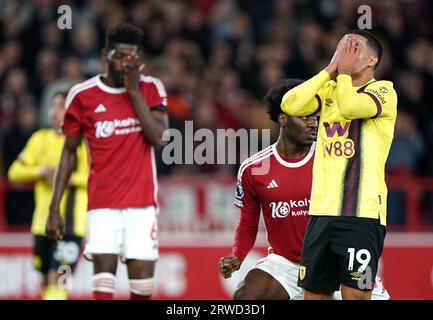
[7,133,42,183]
[69,142,88,188]
[281,70,330,116]
[336,75,397,120]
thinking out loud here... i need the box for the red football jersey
[62,75,167,210]
[233,143,315,263]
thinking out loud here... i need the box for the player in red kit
[46,23,168,300]
[219,79,389,300]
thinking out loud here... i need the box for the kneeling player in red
[46,23,168,300]
[219,79,389,300]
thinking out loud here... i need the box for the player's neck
[351,69,375,87]
[101,73,123,88]
[276,137,309,160]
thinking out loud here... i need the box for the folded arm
[336,75,381,119]
[281,70,330,116]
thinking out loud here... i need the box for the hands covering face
[325,34,369,77]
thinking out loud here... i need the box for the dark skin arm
[122,54,168,150]
[46,136,80,242]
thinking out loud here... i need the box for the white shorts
[84,206,158,261]
[251,253,303,300]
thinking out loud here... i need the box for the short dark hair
[347,29,383,69]
[106,22,143,49]
[264,78,304,123]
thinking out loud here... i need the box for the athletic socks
[129,278,154,300]
[92,272,116,300]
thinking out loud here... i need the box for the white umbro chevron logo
[267,179,279,189]
[95,104,106,113]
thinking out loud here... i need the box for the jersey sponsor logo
[323,121,351,138]
[299,265,306,281]
[269,199,309,218]
[94,104,106,113]
[270,201,290,218]
[266,179,278,189]
[323,139,355,158]
[365,89,387,105]
[94,117,141,138]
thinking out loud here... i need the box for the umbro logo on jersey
[267,180,279,189]
[95,104,107,113]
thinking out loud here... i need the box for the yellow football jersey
[8,129,88,236]
[281,70,397,226]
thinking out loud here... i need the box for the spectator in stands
[388,110,425,175]
[387,109,426,225]
[0,0,433,231]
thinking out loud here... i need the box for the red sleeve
[232,168,261,263]
[62,89,83,137]
[141,77,167,111]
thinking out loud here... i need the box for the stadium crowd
[0,0,432,226]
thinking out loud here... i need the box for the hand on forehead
[108,43,139,59]
[347,34,368,48]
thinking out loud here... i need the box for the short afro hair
[347,29,383,69]
[264,78,304,123]
[106,22,144,49]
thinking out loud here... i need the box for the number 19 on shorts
[347,248,371,272]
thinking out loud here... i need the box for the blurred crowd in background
[0,0,432,227]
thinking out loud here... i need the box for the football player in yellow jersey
[281,30,397,300]
[8,92,88,300]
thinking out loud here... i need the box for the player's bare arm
[122,53,168,149]
[46,136,81,242]
[219,256,241,279]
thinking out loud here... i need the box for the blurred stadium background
[0,0,432,299]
